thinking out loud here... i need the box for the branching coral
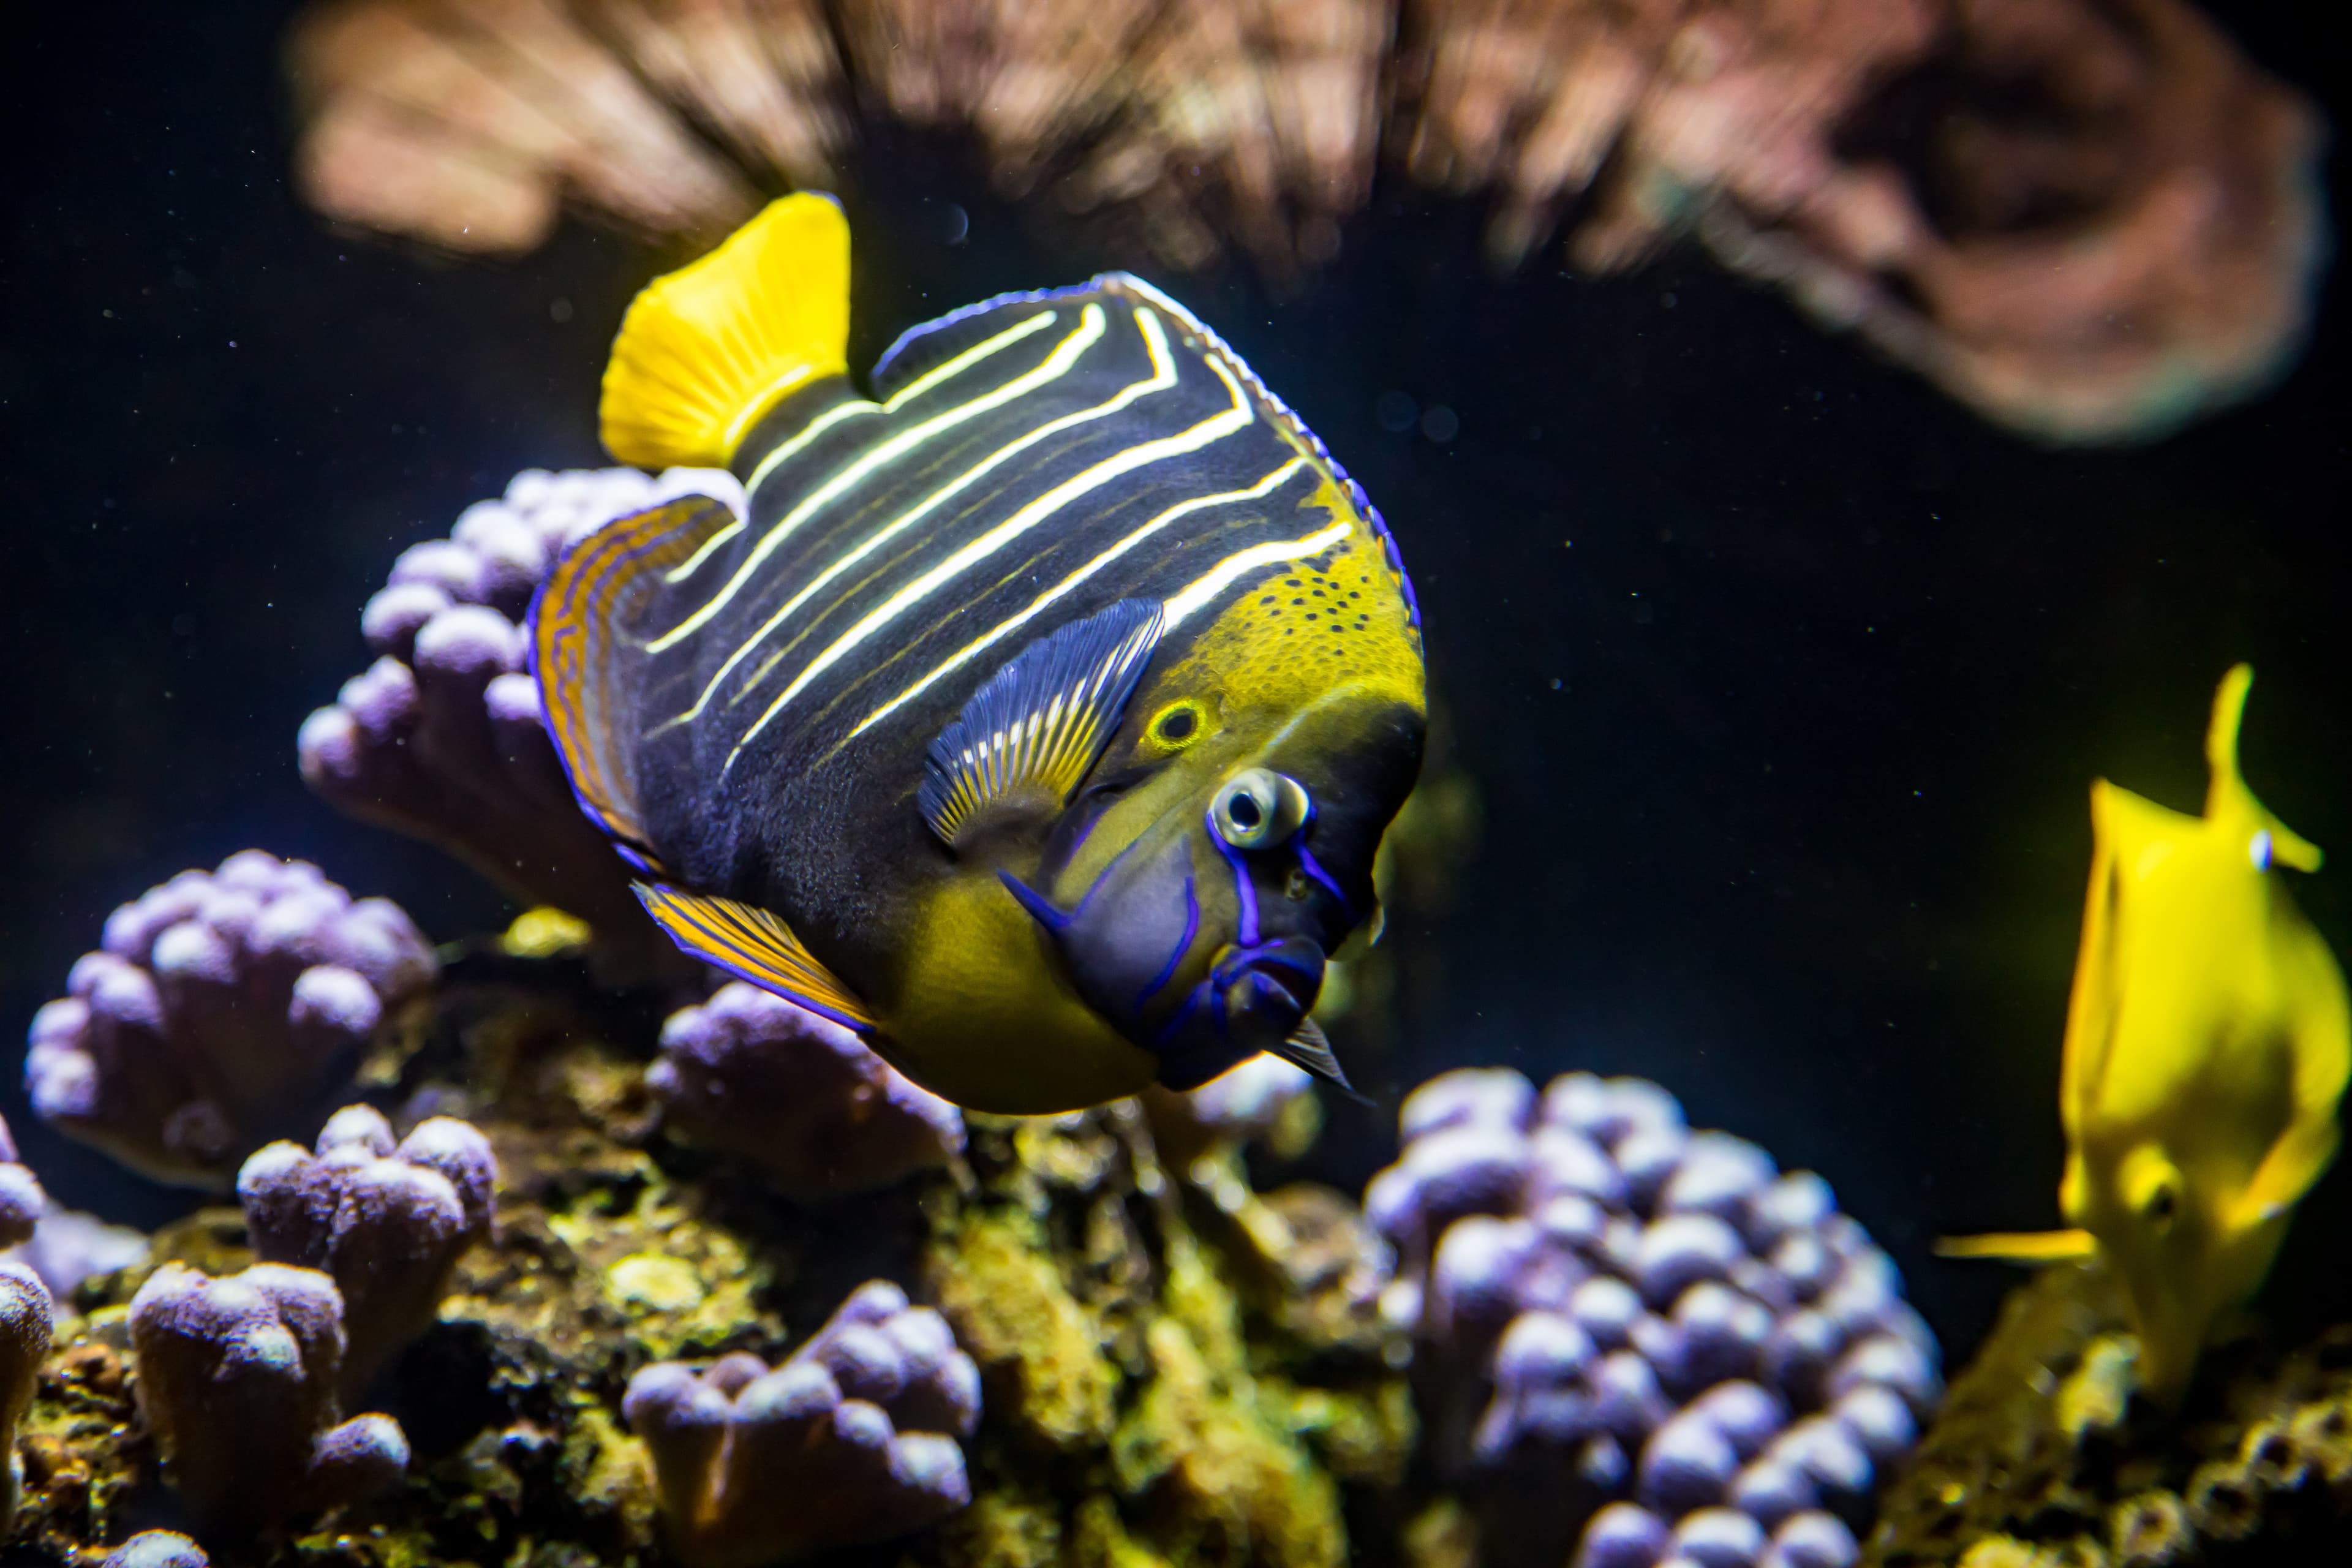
[624,1279,981,1567]
[2,1260,54,1524]
[281,0,2324,441]
[0,1112,45,1248]
[238,1103,499,1396]
[1146,1052,1320,1177]
[300,466,739,981]
[1368,1068,1939,1568]
[102,1536,211,1568]
[649,982,964,1199]
[4,1112,146,1300]
[23,851,437,1187]
[127,1262,410,1534]
[7,970,1411,1564]
[6,1205,149,1301]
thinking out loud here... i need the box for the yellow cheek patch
[1163,479,1425,720]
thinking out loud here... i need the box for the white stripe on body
[715,307,1183,713]
[1159,519,1355,630]
[651,308,1069,655]
[722,352,1261,774]
[845,457,1313,744]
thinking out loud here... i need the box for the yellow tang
[1942,666,2350,1400]
[532,195,1427,1114]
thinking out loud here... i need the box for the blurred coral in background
[283,0,2326,442]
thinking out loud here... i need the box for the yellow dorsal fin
[600,193,851,470]
[2206,663,2323,870]
[1935,1228,2098,1262]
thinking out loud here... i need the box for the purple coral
[624,1279,981,1567]
[649,984,963,1200]
[102,1536,211,1568]
[0,1112,45,1248]
[7,1205,151,1302]
[1180,1053,1316,1140]
[23,851,437,1188]
[1368,1070,1937,1568]
[1160,1052,1319,1163]
[298,466,740,979]
[129,1261,410,1533]
[2,1260,55,1523]
[239,1103,498,1396]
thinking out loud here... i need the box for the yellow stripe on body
[1159,518,1355,630]
[650,308,1068,656]
[724,354,1261,774]
[844,457,1312,744]
[707,307,1182,716]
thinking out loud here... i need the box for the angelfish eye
[2146,1185,2179,1231]
[1212,768,1311,851]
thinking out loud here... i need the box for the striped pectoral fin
[1933,1229,2099,1262]
[918,597,1166,848]
[634,881,878,1032]
[532,496,741,864]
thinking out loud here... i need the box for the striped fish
[534,195,1426,1113]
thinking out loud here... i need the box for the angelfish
[1942,666,2350,1400]
[532,195,1426,1114]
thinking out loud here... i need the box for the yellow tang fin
[600,193,851,470]
[633,881,876,1033]
[1934,1229,2098,1262]
[2205,663,2322,870]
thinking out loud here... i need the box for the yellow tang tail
[1934,1229,2097,1262]
[600,192,851,470]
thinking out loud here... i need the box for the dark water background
[5,0,2347,1365]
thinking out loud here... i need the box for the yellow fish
[1943,666,2349,1400]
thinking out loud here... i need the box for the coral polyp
[1370,1068,1938,1568]
[625,1280,981,1566]
[23,851,435,1187]
[127,1262,410,1534]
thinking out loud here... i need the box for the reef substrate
[9,961,1409,1568]
[1866,1260,2352,1567]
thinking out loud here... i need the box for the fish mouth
[1219,939,1324,1041]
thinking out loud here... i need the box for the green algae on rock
[1866,1259,2352,1567]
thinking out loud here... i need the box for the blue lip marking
[1209,807,1262,948]
[997,871,1074,932]
[1292,842,1353,921]
[1134,873,1200,1014]
[1002,827,1158,935]
[1154,985,1204,1045]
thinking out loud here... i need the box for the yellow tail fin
[1935,1228,2098,1262]
[600,193,851,470]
